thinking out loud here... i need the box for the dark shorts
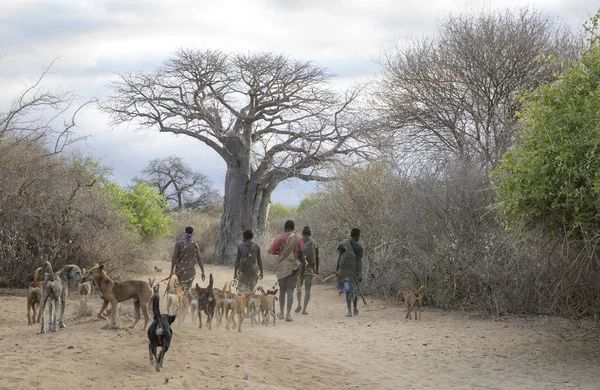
[278,269,299,291]
[296,274,313,290]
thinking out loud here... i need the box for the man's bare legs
[295,275,313,315]
[278,272,297,322]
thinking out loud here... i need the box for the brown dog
[192,274,215,330]
[82,264,152,329]
[399,286,424,321]
[27,267,43,325]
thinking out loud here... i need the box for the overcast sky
[1,0,597,205]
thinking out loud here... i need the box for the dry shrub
[0,140,150,287]
[73,300,94,318]
[295,159,600,318]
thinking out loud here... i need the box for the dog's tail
[257,286,266,295]
[153,293,163,329]
[32,267,42,286]
[207,273,213,294]
[415,285,425,296]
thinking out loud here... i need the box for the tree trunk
[213,158,274,265]
[213,176,274,264]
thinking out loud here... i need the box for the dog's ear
[99,264,105,271]
[168,315,176,324]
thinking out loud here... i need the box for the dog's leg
[27,300,33,325]
[198,309,202,329]
[148,343,155,365]
[141,297,150,331]
[33,302,38,324]
[131,297,141,329]
[157,333,171,371]
[50,295,59,332]
[36,301,41,323]
[97,299,109,320]
[39,293,48,334]
[109,299,118,327]
[237,311,243,332]
[225,306,231,331]
[59,292,67,328]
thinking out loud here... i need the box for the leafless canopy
[104,50,373,188]
[377,8,578,169]
[1,59,92,155]
[137,155,220,210]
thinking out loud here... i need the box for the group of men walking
[169,221,364,319]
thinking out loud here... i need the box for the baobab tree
[136,155,220,210]
[104,50,373,263]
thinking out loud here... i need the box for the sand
[1,260,600,390]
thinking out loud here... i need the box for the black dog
[147,286,175,372]
[194,273,215,330]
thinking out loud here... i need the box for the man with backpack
[234,230,263,294]
[295,226,319,315]
[337,228,363,317]
[268,220,306,322]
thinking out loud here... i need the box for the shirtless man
[234,229,264,294]
[268,220,306,322]
[295,226,319,315]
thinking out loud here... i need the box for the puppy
[27,267,43,325]
[147,285,175,372]
[399,286,424,321]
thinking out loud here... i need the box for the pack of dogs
[25,260,426,371]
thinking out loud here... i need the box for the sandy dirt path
[1,260,600,389]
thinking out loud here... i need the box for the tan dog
[258,294,278,326]
[215,280,236,326]
[165,275,185,320]
[399,286,424,321]
[27,267,43,325]
[78,267,93,306]
[224,291,249,332]
[256,286,278,326]
[82,264,152,329]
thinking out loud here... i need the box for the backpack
[338,239,358,272]
[239,243,256,273]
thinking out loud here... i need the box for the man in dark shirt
[234,229,263,294]
[336,228,363,317]
[295,226,319,315]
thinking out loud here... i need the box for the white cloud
[1,0,598,205]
